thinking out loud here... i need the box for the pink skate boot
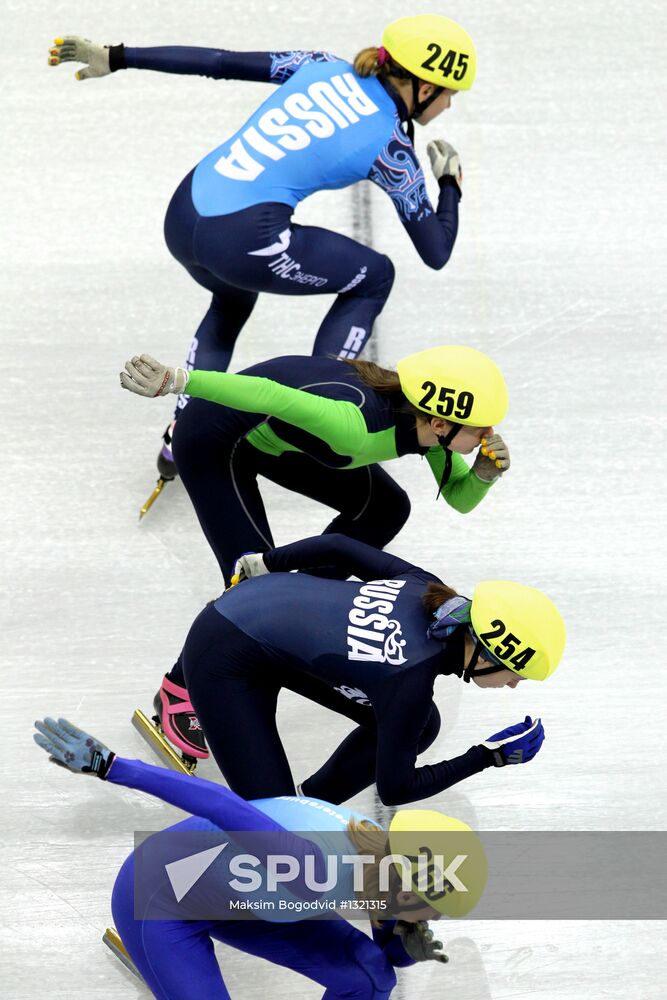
[132,674,208,775]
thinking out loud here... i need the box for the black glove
[395,921,449,964]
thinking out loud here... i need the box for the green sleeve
[185,369,368,455]
[425,447,494,513]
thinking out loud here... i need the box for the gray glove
[395,921,449,964]
[471,433,510,482]
[427,139,462,187]
[120,355,189,397]
[232,552,270,584]
[33,717,116,778]
[48,36,111,80]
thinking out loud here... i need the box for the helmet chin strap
[404,79,443,141]
[462,640,481,683]
[463,641,509,683]
[411,78,443,119]
[435,424,461,495]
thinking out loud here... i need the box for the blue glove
[481,715,544,767]
[33,717,116,778]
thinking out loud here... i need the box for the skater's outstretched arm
[33,719,330,888]
[121,355,370,458]
[48,37,336,84]
[261,533,438,584]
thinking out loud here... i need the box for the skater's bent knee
[417,704,441,751]
[378,254,395,295]
[381,484,411,536]
[347,938,397,997]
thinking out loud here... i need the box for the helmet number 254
[418,380,474,419]
[421,44,469,81]
[479,619,536,671]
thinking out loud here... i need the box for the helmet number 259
[421,44,469,81]
[479,619,536,671]
[419,380,474,419]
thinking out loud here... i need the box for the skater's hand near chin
[33,717,116,778]
[120,354,189,397]
[471,433,510,482]
[427,139,462,190]
[395,921,448,964]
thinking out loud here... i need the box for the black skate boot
[139,422,178,519]
[157,420,177,480]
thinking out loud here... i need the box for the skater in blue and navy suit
[49,15,477,470]
[33,718,457,999]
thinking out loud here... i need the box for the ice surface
[3,1,666,997]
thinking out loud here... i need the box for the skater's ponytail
[353,46,413,81]
[344,359,428,422]
[353,47,382,77]
[422,581,460,615]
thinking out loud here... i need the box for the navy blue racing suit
[181,534,493,805]
[110,44,461,378]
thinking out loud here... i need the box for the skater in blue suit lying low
[33,717,474,999]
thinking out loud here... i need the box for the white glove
[427,139,462,187]
[48,36,111,80]
[232,552,269,583]
[120,355,189,397]
[471,433,510,482]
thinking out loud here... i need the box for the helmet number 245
[421,44,469,81]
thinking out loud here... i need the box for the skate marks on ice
[493,299,609,354]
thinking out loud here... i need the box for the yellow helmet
[382,15,477,91]
[471,581,566,681]
[389,810,487,917]
[396,345,508,427]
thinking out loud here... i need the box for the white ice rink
[3,1,667,997]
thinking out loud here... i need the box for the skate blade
[139,477,170,520]
[132,708,197,775]
[103,926,142,980]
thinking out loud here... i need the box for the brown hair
[422,580,459,615]
[353,47,413,81]
[344,358,428,423]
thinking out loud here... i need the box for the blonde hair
[346,817,391,925]
[353,46,381,77]
[353,46,413,80]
